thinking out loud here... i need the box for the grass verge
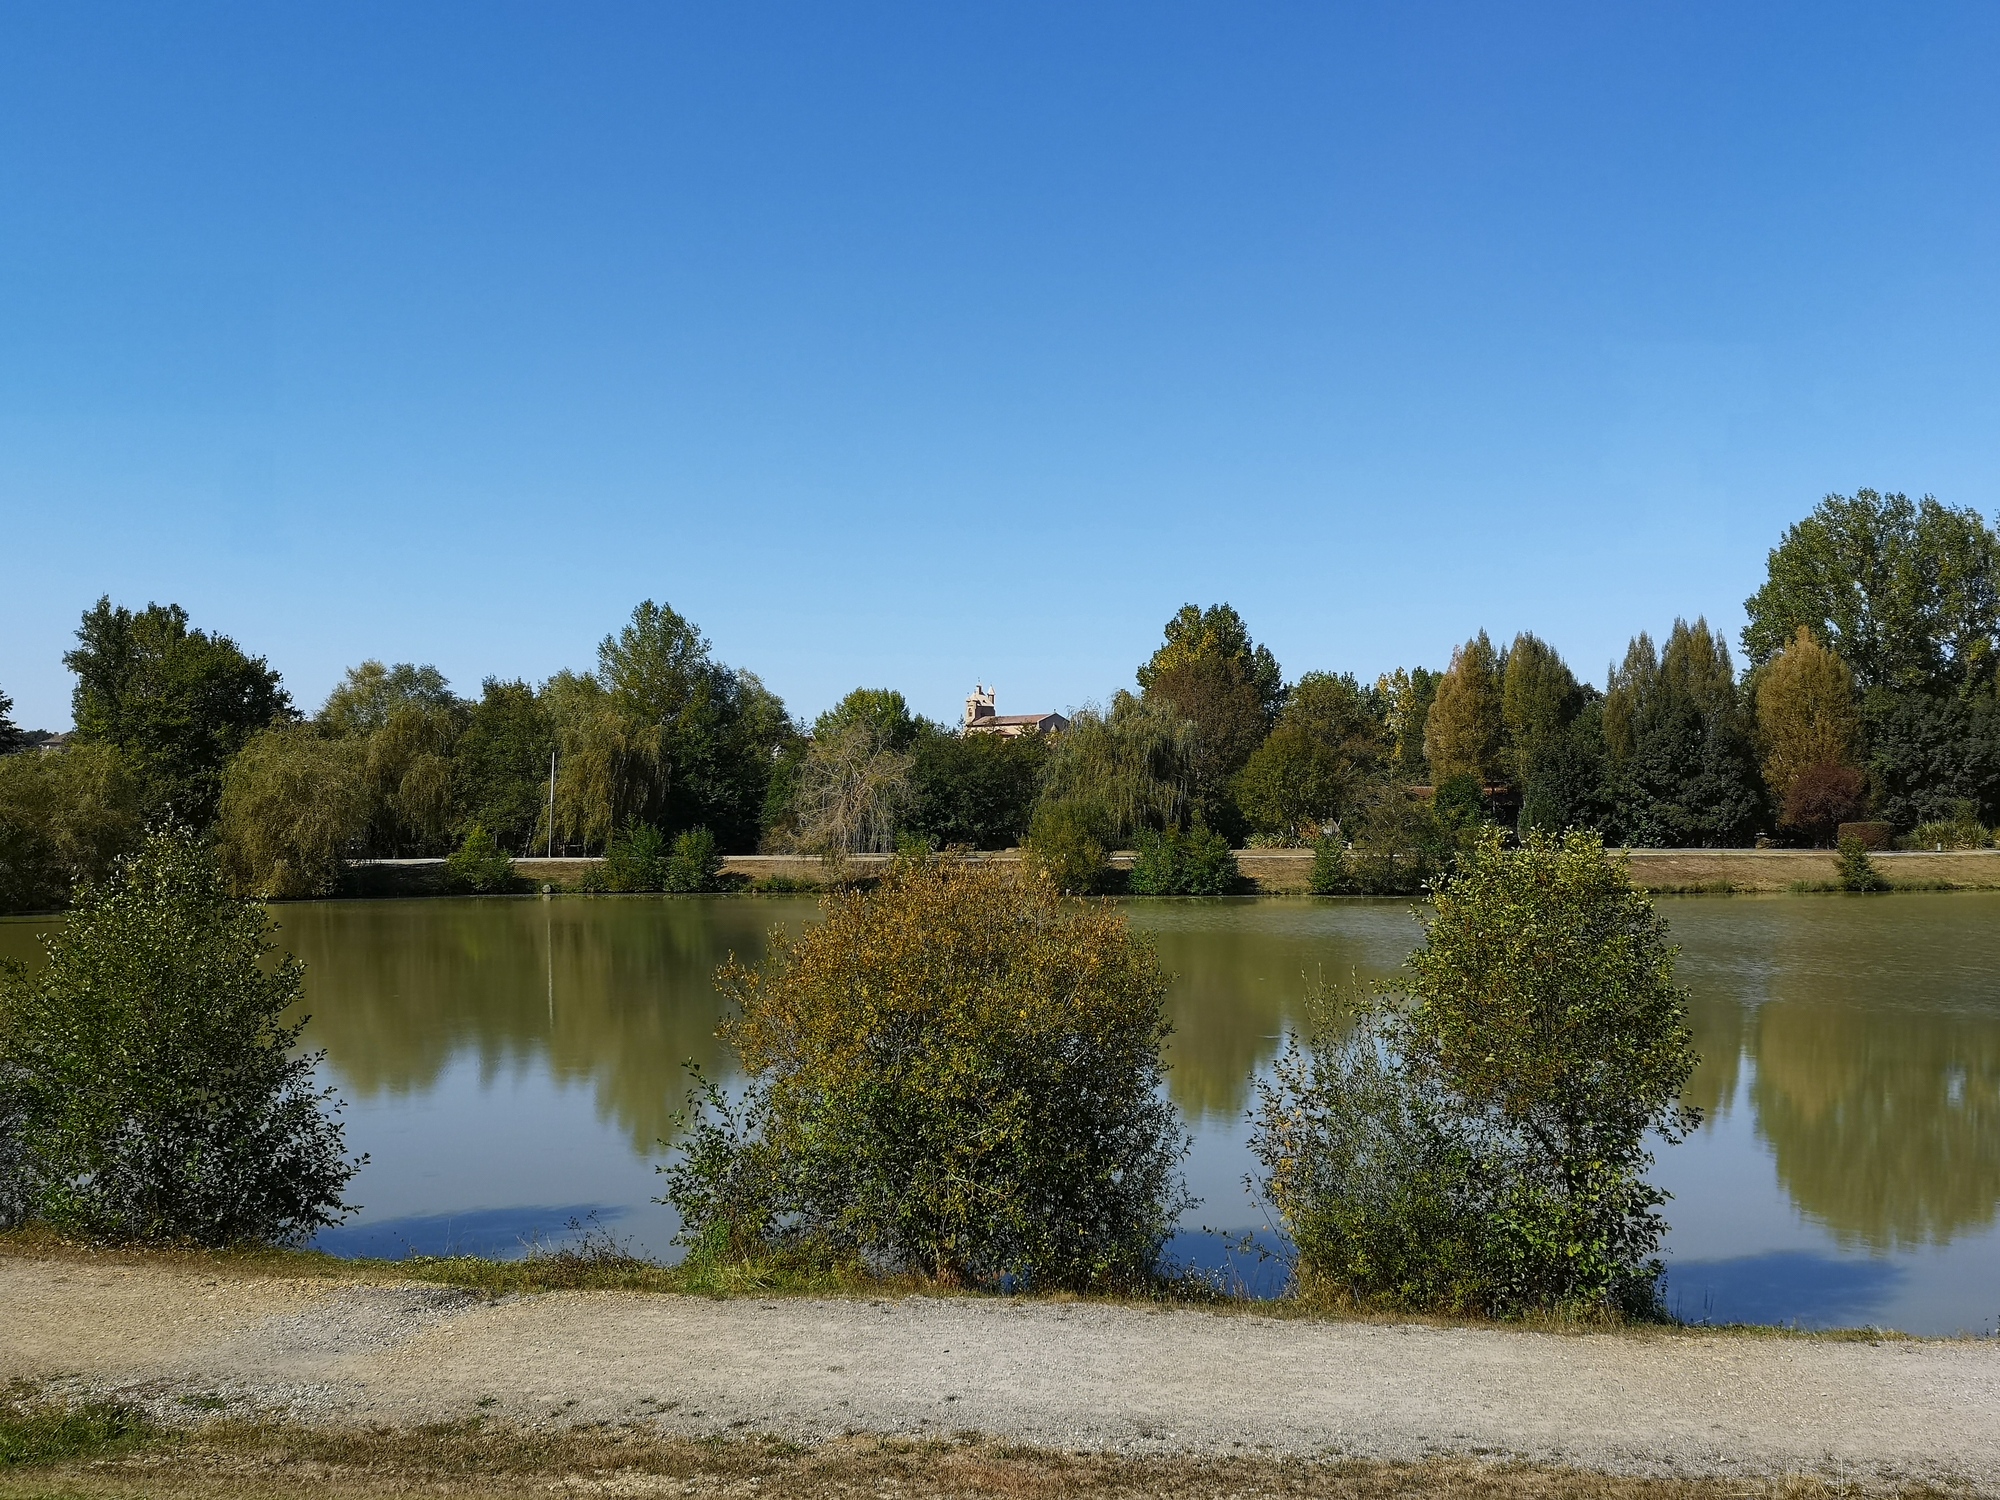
[0,1407,1972,1500]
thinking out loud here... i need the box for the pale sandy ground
[4,1258,1998,1489]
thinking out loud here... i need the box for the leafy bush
[1314,794,1452,895]
[1836,836,1890,892]
[661,827,721,893]
[1127,823,1238,895]
[1307,834,1347,896]
[1254,831,1699,1319]
[1902,801,1991,850]
[444,824,516,893]
[600,820,669,890]
[0,826,361,1244]
[660,858,1191,1290]
[1022,799,1111,895]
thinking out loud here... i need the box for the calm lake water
[4,892,1997,1335]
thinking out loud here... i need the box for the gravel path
[5,1257,1997,1488]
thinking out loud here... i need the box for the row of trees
[4,489,1998,910]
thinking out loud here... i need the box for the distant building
[962,684,1069,738]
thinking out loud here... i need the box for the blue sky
[3,2,1997,730]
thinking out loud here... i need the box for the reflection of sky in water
[5,892,1998,1334]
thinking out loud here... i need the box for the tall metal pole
[547,751,557,858]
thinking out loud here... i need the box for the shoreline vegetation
[7,489,2000,916]
[323,844,2000,900]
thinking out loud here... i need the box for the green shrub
[0,825,361,1244]
[1253,830,1698,1319]
[601,820,669,891]
[1127,823,1238,895]
[444,824,515,893]
[660,858,1190,1291]
[1022,799,1111,895]
[1837,835,1890,892]
[1307,834,1347,895]
[1327,793,1452,895]
[1902,801,1991,850]
[661,827,721,893]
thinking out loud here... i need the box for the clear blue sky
[4,3,1997,731]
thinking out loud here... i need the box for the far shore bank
[337,845,2000,898]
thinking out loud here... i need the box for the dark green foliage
[1606,621,1764,847]
[1255,832,1699,1319]
[1126,823,1238,895]
[906,725,1048,849]
[0,686,22,754]
[1863,684,2000,828]
[0,826,360,1244]
[593,601,796,852]
[1234,672,1384,843]
[662,827,721,893]
[1137,604,1284,839]
[596,820,669,891]
[444,825,515,893]
[455,678,555,853]
[813,688,918,749]
[1430,772,1487,834]
[64,598,292,827]
[1742,489,2000,692]
[0,743,147,914]
[661,860,1190,1290]
[1517,706,1612,835]
[1022,799,1112,895]
[588,821,720,892]
[1837,836,1890,892]
[1307,834,1345,896]
[1312,793,1453,895]
[1136,603,1285,720]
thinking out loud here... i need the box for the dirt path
[5,1257,1997,1489]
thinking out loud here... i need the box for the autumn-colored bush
[659,857,1189,1290]
[1779,761,1868,846]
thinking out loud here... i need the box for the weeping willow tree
[1034,697,1196,843]
[783,720,915,856]
[544,671,669,854]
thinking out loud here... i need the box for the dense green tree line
[4,489,1998,911]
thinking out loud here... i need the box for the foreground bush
[0,826,361,1244]
[661,858,1190,1290]
[1255,830,1698,1319]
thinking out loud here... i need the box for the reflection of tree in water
[1753,1001,2000,1250]
[1741,894,2000,1251]
[1133,902,1415,1122]
[279,897,817,1152]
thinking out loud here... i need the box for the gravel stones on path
[3,1257,1995,1490]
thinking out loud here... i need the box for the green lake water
[4,892,1997,1334]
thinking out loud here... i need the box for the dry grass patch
[0,1417,1974,1500]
